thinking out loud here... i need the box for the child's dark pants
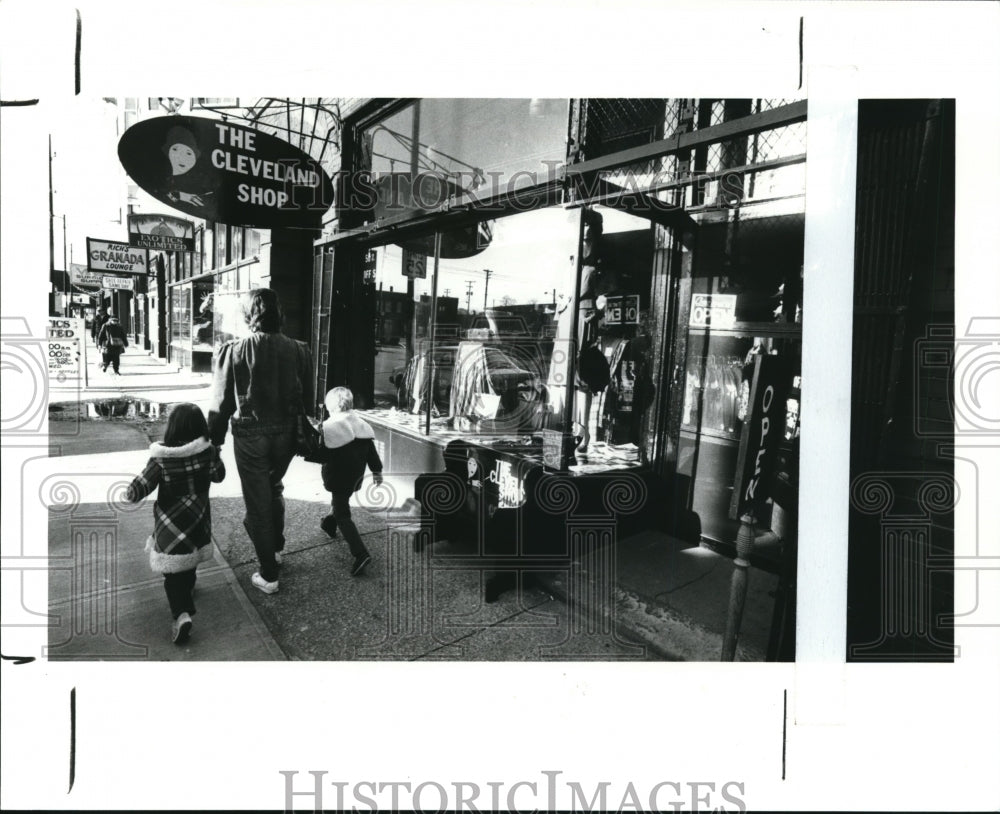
[163,570,197,619]
[325,493,370,559]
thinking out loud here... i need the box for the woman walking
[207,289,312,595]
[97,312,128,375]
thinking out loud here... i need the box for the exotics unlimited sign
[118,115,334,229]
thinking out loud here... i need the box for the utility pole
[465,280,475,314]
[49,135,58,316]
[443,288,450,297]
[482,268,493,312]
[62,215,69,316]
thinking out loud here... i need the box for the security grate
[577,99,806,210]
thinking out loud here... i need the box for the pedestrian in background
[97,312,128,375]
[207,288,313,595]
[125,403,226,644]
[91,305,109,346]
[316,387,383,576]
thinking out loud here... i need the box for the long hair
[242,288,283,333]
[163,403,209,447]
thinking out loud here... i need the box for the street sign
[128,213,196,252]
[70,263,104,287]
[690,293,737,328]
[47,317,87,388]
[87,238,149,275]
[102,275,135,291]
[402,248,427,279]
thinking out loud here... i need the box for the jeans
[163,570,197,618]
[326,492,370,560]
[233,430,295,582]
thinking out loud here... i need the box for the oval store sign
[118,116,333,229]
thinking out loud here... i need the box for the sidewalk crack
[654,559,724,599]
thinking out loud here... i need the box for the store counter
[403,432,660,560]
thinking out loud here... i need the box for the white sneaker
[171,612,193,644]
[251,572,279,595]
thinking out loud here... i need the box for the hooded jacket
[125,437,226,573]
[207,330,314,445]
[318,411,383,494]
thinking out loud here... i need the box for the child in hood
[125,403,226,644]
[317,387,383,576]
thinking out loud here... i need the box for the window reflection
[360,99,569,223]
[371,208,577,438]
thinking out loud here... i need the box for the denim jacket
[207,330,314,446]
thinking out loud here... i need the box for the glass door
[674,206,803,546]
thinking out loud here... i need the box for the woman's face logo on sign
[162,126,201,177]
[168,142,197,176]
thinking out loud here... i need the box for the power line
[464,280,475,313]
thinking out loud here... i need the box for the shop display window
[202,226,214,273]
[691,212,804,327]
[246,228,261,259]
[363,203,665,471]
[193,226,204,276]
[169,286,191,343]
[215,223,227,270]
[368,208,577,434]
[192,280,214,351]
[213,267,254,347]
[681,334,801,441]
[232,226,243,262]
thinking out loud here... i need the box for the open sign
[604,294,640,326]
[730,354,789,518]
[691,293,736,328]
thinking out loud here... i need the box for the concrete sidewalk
[49,345,214,407]
[46,465,777,661]
[44,350,780,661]
[47,501,285,661]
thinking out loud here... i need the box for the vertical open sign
[730,353,789,519]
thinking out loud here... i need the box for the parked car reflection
[390,340,545,430]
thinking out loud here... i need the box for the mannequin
[551,209,618,454]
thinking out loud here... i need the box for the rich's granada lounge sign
[118,115,333,229]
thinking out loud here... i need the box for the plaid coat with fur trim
[125,437,226,573]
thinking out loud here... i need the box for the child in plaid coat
[125,403,226,644]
